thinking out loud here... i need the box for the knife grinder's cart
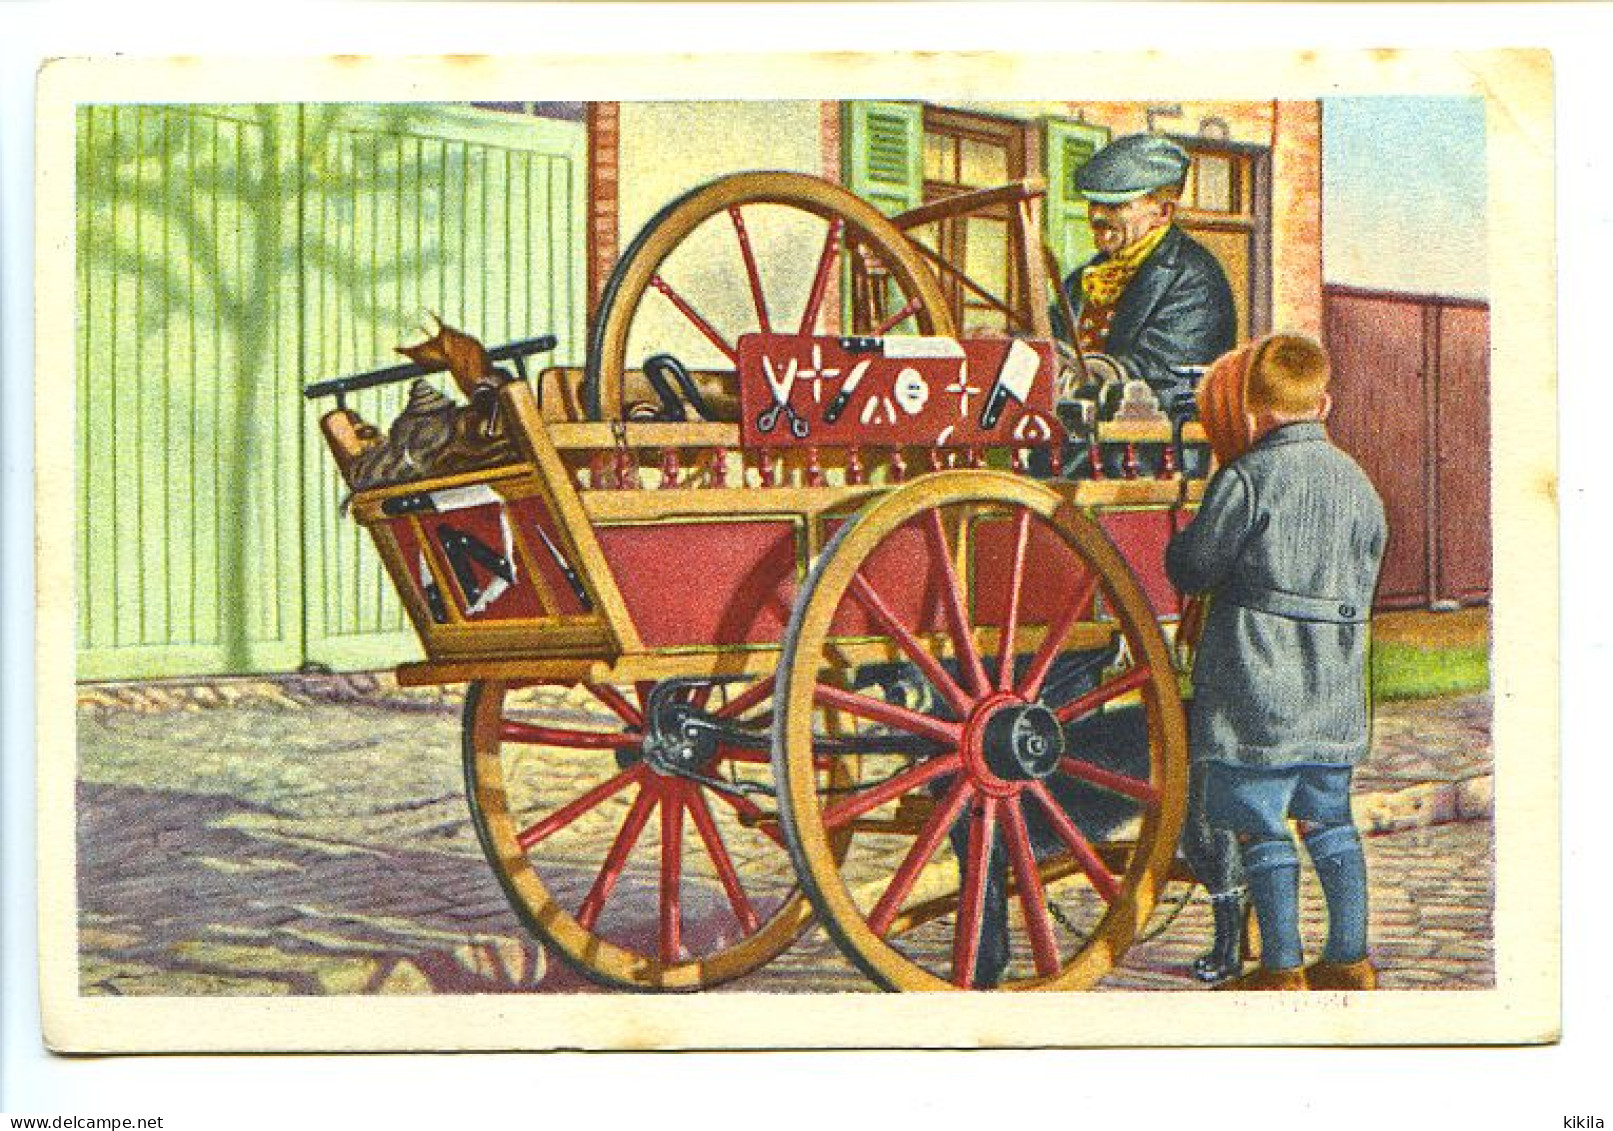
[309,171,1214,992]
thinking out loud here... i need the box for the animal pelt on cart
[345,318,522,494]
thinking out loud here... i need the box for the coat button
[1339,604,1357,618]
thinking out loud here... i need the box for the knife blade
[823,359,873,424]
[979,340,1041,429]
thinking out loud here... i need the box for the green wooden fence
[77,103,585,680]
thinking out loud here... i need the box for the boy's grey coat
[1166,422,1388,768]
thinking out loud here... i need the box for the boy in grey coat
[1165,334,1387,991]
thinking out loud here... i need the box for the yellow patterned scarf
[1080,223,1172,308]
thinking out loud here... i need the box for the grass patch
[1370,641,1489,700]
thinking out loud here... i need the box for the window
[843,102,1273,342]
[1171,138,1268,341]
[919,107,1030,333]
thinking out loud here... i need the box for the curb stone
[1356,774,1492,836]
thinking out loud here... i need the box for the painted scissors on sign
[756,355,810,438]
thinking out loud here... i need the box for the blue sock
[1241,837,1303,971]
[1304,823,1369,963]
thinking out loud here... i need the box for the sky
[1322,96,1488,300]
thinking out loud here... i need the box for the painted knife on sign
[979,339,1042,429]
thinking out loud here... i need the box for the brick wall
[1272,100,1324,336]
[1068,101,1276,147]
[585,102,620,319]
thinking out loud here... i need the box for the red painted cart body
[311,170,1208,993]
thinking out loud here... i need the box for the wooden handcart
[306,171,1212,992]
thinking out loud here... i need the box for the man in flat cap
[1059,133,1238,407]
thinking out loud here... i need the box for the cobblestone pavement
[75,687,1492,996]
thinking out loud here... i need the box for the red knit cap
[1195,338,1266,466]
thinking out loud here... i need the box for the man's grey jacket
[1165,422,1388,768]
[1058,225,1237,403]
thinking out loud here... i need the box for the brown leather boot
[1305,957,1379,990]
[1216,965,1308,991]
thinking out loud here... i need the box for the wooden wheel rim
[463,680,820,991]
[773,471,1189,991]
[584,170,957,420]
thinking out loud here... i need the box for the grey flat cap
[1077,133,1191,204]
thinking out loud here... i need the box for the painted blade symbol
[438,524,516,616]
[418,549,449,624]
[824,359,873,424]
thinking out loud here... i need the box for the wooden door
[1435,303,1492,604]
[1323,286,1492,610]
[1322,290,1431,608]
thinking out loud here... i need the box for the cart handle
[302,334,559,409]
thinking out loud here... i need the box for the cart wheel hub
[962,695,1063,795]
[642,702,718,776]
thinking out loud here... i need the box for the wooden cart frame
[310,170,1212,992]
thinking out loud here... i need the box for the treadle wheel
[583,170,956,421]
[464,677,849,991]
[773,472,1188,991]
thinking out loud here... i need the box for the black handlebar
[302,334,558,407]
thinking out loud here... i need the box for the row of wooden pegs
[577,440,1188,491]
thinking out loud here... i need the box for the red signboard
[736,333,1063,451]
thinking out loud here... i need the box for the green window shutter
[844,101,923,216]
[1044,118,1111,279]
[842,101,923,332]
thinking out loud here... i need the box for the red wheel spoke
[517,765,644,850]
[714,676,776,721]
[1000,796,1060,977]
[1026,781,1120,904]
[813,683,962,749]
[686,786,761,935]
[996,508,1032,691]
[577,784,659,929]
[1057,756,1159,806]
[659,783,685,964]
[875,294,923,336]
[650,275,738,365]
[951,795,998,988]
[707,786,787,848]
[586,683,643,728]
[728,205,772,333]
[719,748,834,772]
[867,776,970,936]
[849,572,973,717]
[499,720,642,750]
[1052,665,1154,725]
[821,753,960,830]
[924,509,990,697]
[798,216,843,334]
[634,682,657,712]
[1016,572,1099,701]
[714,749,772,765]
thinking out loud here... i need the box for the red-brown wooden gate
[1322,284,1491,610]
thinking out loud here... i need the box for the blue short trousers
[1201,762,1355,840]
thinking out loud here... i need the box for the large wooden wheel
[773,472,1188,990]
[464,677,844,991]
[583,170,956,420]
